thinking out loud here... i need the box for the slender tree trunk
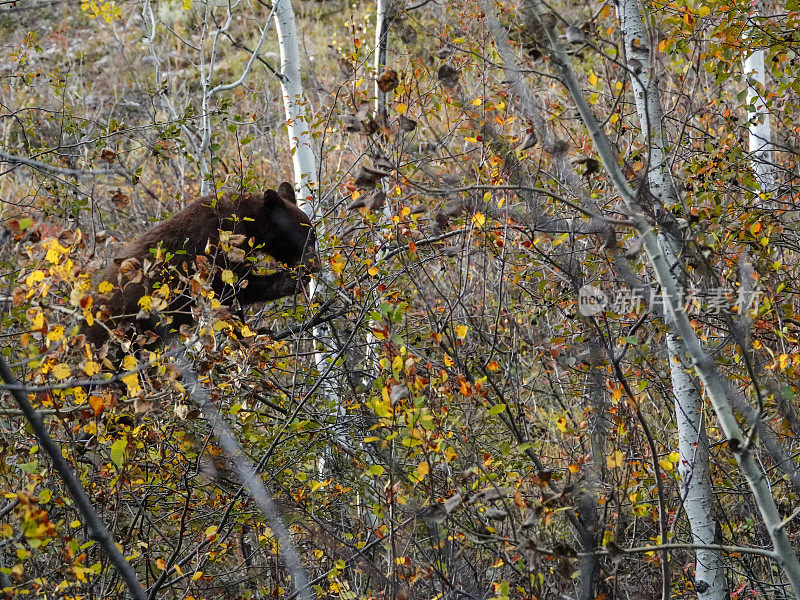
[273,0,342,429]
[668,334,728,597]
[615,0,727,596]
[374,0,392,117]
[273,0,318,204]
[744,1,774,193]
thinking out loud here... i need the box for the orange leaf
[88,395,105,417]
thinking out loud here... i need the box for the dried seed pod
[353,165,390,189]
[437,64,461,88]
[376,68,399,92]
[399,115,417,132]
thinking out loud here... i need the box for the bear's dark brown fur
[82,184,316,348]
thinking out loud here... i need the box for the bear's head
[250,183,317,270]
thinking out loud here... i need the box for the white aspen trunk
[368,0,395,366]
[273,0,344,471]
[668,334,727,596]
[521,0,800,591]
[374,0,391,116]
[744,3,775,193]
[616,1,727,597]
[273,0,318,204]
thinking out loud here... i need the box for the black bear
[81,183,316,348]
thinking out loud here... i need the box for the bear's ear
[277,181,297,205]
[263,189,284,210]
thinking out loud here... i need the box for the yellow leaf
[396,103,408,114]
[32,311,44,330]
[44,240,69,264]
[213,319,231,332]
[83,361,100,376]
[52,363,71,380]
[98,281,114,293]
[472,212,486,227]
[698,5,710,17]
[240,325,256,338]
[374,398,392,418]
[669,451,680,463]
[368,267,378,277]
[192,571,203,581]
[182,0,192,8]
[455,324,468,339]
[588,72,598,86]
[465,136,478,143]
[556,416,568,433]
[25,270,45,287]
[73,387,86,404]
[606,450,624,469]
[472,97,483,106]
[416,461,429,476]
[609,113,620,124]
[138,295,152,311]
[659,459,674,471]
[568,463,581,474]
[589,92,599,105]
[122,373,140,394]
[221,269,235,284]
[47,325,64,342]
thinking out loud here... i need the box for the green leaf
[367,465,385,477]
[488,403,507,416]
[110,439,128,469]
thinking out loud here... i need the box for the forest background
[1,0,800,599]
